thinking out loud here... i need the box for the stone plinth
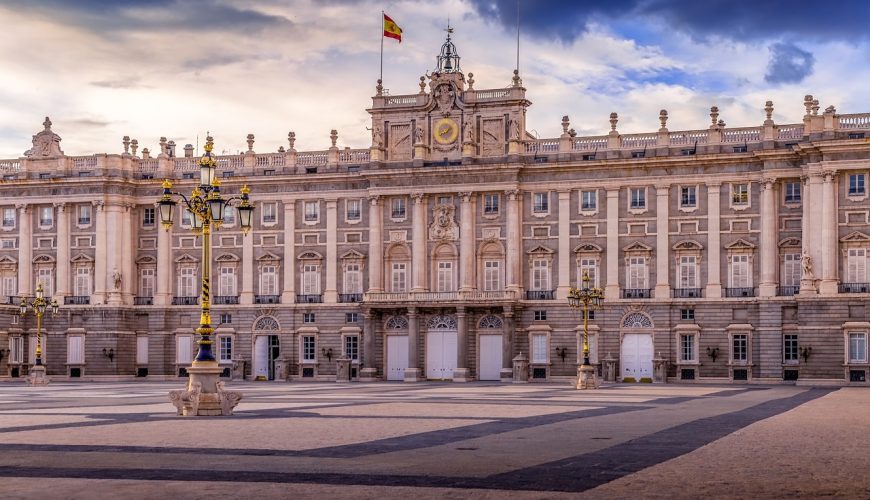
[576,364,598,390]
[452,368,470,382]
[359,367,378,382]
[28,365,49,386]
[403,368,421,382]
[512,353,529,383]
[169,364,242,416]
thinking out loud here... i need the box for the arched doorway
[384,315,409,381]
[426,314,457,380]
[252,316,280,381]
[477,315,504,380]
[620,312,654,380]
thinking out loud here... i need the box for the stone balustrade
[364,290,517,304]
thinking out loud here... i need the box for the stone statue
[371,125,383,148]
[463,119,474,144]
[112,268,122,290]
[414,125,424,145]
[801,252,814,280]
[509,118,520,141]
[24,117,64,158]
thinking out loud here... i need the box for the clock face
[433,118,459,145]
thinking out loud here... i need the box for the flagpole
[516,0,520,73]
[380,10,384,84]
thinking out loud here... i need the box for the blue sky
[0,0,868,157]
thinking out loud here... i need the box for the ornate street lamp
[567,271,604,389]
[157,136,253,415]
[20,282,59,385]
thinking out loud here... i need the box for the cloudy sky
[1,0,868,158]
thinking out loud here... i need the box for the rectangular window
[37,268,53,297]
[143,207,155,226]
[783,253,801,287]
[345,312,358,323]
[10,336,23,364]
[531,259,550,291]
[484,260,501,291]
[67,336,84,364]
[344,263,362,294]
[680,186,696,208]
[630,188,646,209]
[849,174,866,196]
[680,335,695,362]
[578,258,599,288]
[78,205,92,225]
[784,182,801,203]
[302,336,316,362]
[218,267,236,296]
[178,267,196,297]
[628,256,647,289]
[219,336,233,362]
[219,313,232,324]
[784,334,799,363]
[730,255,751,287]
[678,256,698,288]
[581,190,597,211]
[304,201,319,222]
[262,202,277,223]
[391,262,407,292]
[533,192,549,213]
[732,183,749,205]
[223,206,236,225]
[849,333,867,363]
[176,335,193,364]
[74,267,91,296]
[181,209,193,227]
[2,208,14,227]
[483,194,499,215]
[136,335,149,365]
[40,206,53,227]
[346,199,361,221]
[436,261,454,292]
[391,198,406,219]
[847,248,867,283]
[534,310,547,321]
[531,334,548,363]
[2,275,17,297]
[139,268,155,297]
[301,264,319,294]
[732,334,748,363]
[681,308,695,320]
[261,265,278,295]
[344,335,359,361]
[303,312,315,323]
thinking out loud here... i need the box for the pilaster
[452,306,469,381]
[240,217,254,304]
[122,203,135,304]
[411,192,427,292]
[92,201,107,304]
[705,183,722,298]
[759,178,778,297]
[556,190,571,300]
[505,189,521,293]
[155,203,172,306]
[16,204,32,297]
[54,203,70,300]
[404,307,421,382]
[324,198,338,303]
[360,312,377,380]
[605,188,620,300]
[459,191,475,292]
[500,307,514,381]
[367,196,384,293]
[654,185,670,299]
[819,171,839,295]
[105,202,123,305]
[280,202,296,304]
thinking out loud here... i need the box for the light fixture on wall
[102,348,115,362]
[800,346,813,363]
[554,347,567,363]
[322,348,333,362]
[706,346,720,362]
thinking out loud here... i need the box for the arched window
[478,315,503,329]
[254,316,280,331]
[385,315,409,330]
[622,313,653,329]
[427,315,457,330]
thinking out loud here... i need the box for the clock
[433,118,459,145]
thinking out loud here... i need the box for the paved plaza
[0,381,866,499]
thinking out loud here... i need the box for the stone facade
[1,37,870,385]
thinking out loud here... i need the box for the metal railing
[672,288,703,298]
[64,296,90,305]
[623,288,652,299]
[254,295,281,304]
[777,286,799,296]
[172,296,199,305]
[213,295,240,305]
[339,293,363,303]
[725,287,756,298]
[133,296,153,305]
[839,283,870,294]
[525,290,555,300]
[296,294,322,303]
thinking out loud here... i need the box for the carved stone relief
[429,204,459,241]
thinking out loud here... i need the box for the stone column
[360,311,377,380]
[654,185,670,299]
[459,192,475,291]
[54,203,70,300]
[240,218,254,304]
[404,307,421,381]
[411,192,427,292]
[557,190,571,299]
[155,204,172,306]
[93,201,107,304]
[281,201,296,303]
[705,183,722,298]
[605,188,620,300]
[500,306,514,381]
[122,203,135,304]
[17,204,32,296]
[105,202,123,305]
[324,198,338,303]
[505,189,521,293]
[820,172,838,294]
[453,306,469,381]
[805,173,824,290]
[368,195,384,293]
[759,178,778,297]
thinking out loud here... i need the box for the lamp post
[20,282,59,385]
[567,271,604,389]
[157,136,253,416]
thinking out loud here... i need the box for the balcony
[6,295,22,305]
[213,295,240,305]
[526,290,555,300]
[255,295,281,304]
[363,290,516,304]
[623,288,652,299]
[339,293,363,303]
[77,217,91,225]
[672,288,703,298]
[725,287,756,298]
[133,296,153,305]
[296,294,322,303]
[172,296,199,305]
[64,296,90,305]
[839,283,870,294]
[777,286,799,296]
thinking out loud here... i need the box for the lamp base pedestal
[168,364,243,416]
[28,365,49,386]
[576,364,599,390]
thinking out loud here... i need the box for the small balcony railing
[525,290,555,300]
[339,293,363,303]
[77,217,91,225]
[172,296,199,305]
[134,296,153,305]
[777,286,799,296]
[623,288,652,299]
[296,294,322,303]
[6,295,19,305]
[725,287,756,298]
[255,295,281,304]
[839,283,870,294]
[672,288,703,298]
[213,295,240,305]
[64,296,90,305]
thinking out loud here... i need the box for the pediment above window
[840,231,870,244]
[136,255,156,264]
[32,254,55,264]
[175,253,198,263]
[296,250,322,261]
[215,253,241,262]
[778,237,802,248]
[622,241,652,253]
[340,250,365,261]
[725,238,756,251]
[573,243,603,254]
[527,245,554,255]
[672,240,703,252]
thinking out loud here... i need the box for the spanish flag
[383,13,402,42]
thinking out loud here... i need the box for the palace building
[2,34,870,385]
